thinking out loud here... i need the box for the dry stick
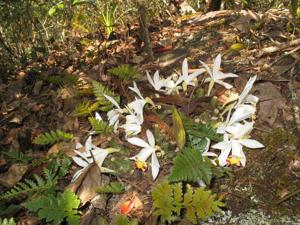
[288,66,300,134]
[259,38,300,57]
[275,187,300,205]
[269,45,300,67]
[187,10,235,24]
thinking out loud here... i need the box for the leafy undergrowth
[1,5,300,225]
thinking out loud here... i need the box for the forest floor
[0,8,300,225]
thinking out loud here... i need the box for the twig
[259,38,300,57]
[275,187,300,205]
[269,45,300,67]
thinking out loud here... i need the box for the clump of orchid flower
[104,82,154,137]
[72,136,119,182]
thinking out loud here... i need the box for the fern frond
[42,75,80,86]
[0,218,16,225]
[152,181,182,223]
[184,185,225,223]
[96,181,125,194]
[0,169,57,200]
[92,80,118,103]
[108,64,140,82]
[88,117,113,134]
[115,215,138,225]
[181,115,222,142]
[151,182,225,224]
[74,101,100,117]
[4,150,32,163]
[168,148,212,185]
[24,190,80,225]
[33,130,73,145]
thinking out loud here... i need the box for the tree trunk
[136,2,154,61]
[207,0,222,11]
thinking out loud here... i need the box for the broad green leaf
[172,107,186,149]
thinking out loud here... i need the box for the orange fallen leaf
[119,193,143,215]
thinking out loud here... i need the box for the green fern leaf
[168,148,212,185]
[74,101,100,117]
[181,114,222,142]
[0,169,57,200]
[88,117,113,134]
[0,218,16,225]
[92,80,118,103]
[24,190,80,225]
[152,182,225,224]
[152,181,182,223]
[33,130,73,145]
[96,181,125,194]
[108,64,140,82]
[42,75,80,86]
[115,215,138,225]
[184,185,225,223]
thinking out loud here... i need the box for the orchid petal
[151,152,160,180]
[146,71,155,88]
[72,156,89,167]
[212,140,230,150]
[127,137,150,148]
[131,147,153,162]
[238,139,264,148]
[182,58,188,77]
[129,82,144,100]
[104,94,121,109]
[199,60,213,77]
[215,80,233,89]
[95,112,102,121]
[228,105,256,125]
[85,136,93,151]
[146,129,155,147]
[236,76,257,107]
[213,54,222,77]
[75,142,83,150]
[217,72,238,80]
[218,144,232,166]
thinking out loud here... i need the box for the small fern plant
[88,117,113,134]
[108,64,140,82]
[33,130,73,145]
[152,181,224,224]
[96,181,125,194]
[168,148,212,185]
[24,190,80,225]
[0,168,57,200]
[92,80,120,111]
[74,101,100,117]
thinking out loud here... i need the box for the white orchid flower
[147,70,167,91]
[165,77,180,95]
[129,82,154,106]
[128,130,160,180]
[212,122,264,167]
[175,58,205,91]
[104,94,124,131]
[201,138,218,158]
[72,136,119,182]
[235,76,258,109]
[200,54,238,95]
[217,104,256,134]
[127,98,146,124]
[95,112,102,121]
[218,76,259,134]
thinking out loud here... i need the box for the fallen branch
[258,38,300,57]
[187,10,235,24]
